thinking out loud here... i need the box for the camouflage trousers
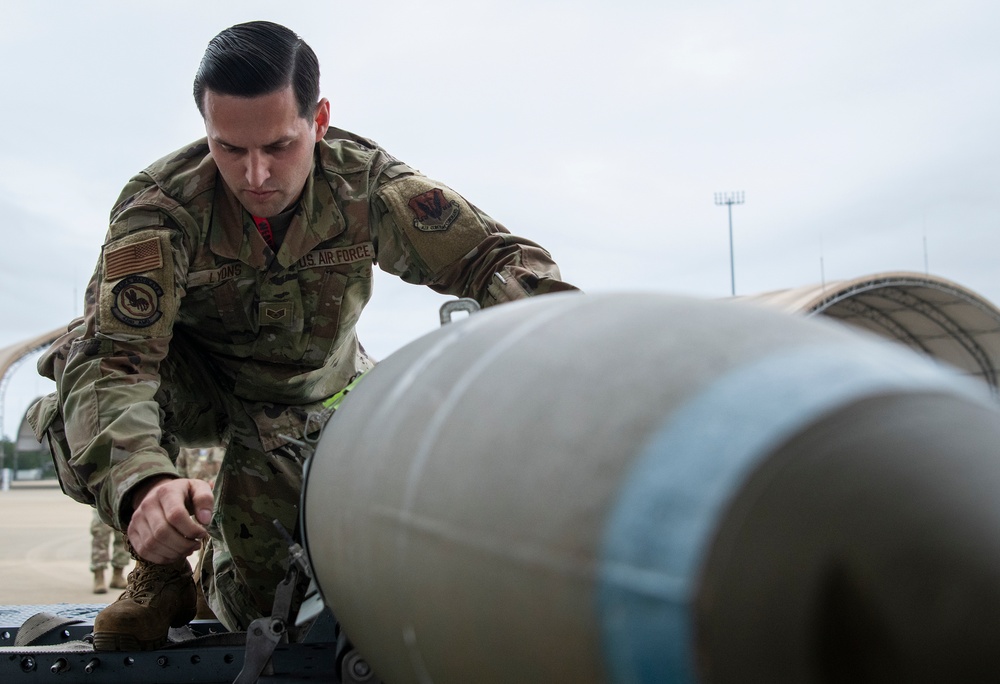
[39,331,324,633]
[141,333,320,632]
[90,508,130,571]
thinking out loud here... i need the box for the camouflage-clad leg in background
[90,508,130,593]
[90,508,130,572]
[175,446,224,488]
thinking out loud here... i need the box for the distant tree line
[1,436,56,478]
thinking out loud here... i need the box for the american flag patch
[104,237,163,281]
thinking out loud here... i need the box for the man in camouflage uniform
[28,20,576,651]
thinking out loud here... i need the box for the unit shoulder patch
[376,177,489,275]
[110,275,164,328]
[408,188,460,232]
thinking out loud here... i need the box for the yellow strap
[322,372,368,411]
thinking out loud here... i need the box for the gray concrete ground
[0,480,129,607]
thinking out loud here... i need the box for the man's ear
[314,98,331,141]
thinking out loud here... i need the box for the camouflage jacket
[44,126,576,527]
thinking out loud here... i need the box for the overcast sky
[1,0,998,437]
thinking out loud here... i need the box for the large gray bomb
[302,292,1000,683]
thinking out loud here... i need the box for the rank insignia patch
[110,275,163,328]
[261,302,291,323]
[408,188,461,232]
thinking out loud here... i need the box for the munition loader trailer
[2,274,1000,683]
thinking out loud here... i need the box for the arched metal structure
[0,326,64,439]
[738,272,1000,393]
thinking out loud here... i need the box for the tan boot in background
[92,557,197,651]
[92,568,107,594]
[109,566,127,590]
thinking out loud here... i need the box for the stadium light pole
[714,191,744,296]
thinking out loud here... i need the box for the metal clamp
[233,521,314,684]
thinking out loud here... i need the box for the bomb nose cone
[693,392,1000,683]
[302,292,1000,684]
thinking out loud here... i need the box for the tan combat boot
[109,566,127,590]
[93,568,107,594]
[92,557,197,651]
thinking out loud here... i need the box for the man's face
[203,86,330,218]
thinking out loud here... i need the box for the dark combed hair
[193,21,320,118]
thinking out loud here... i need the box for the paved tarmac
[0,480,129,608]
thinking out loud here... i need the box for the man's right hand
[127,476,215,564]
